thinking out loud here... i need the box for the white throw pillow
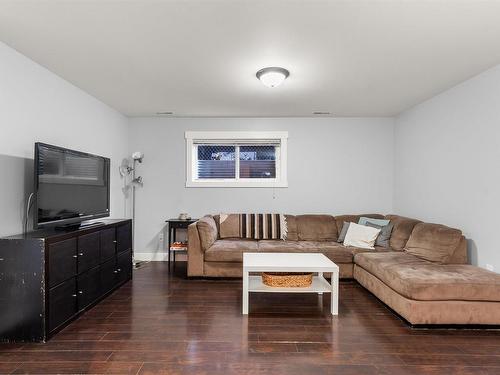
[343,222,381,249]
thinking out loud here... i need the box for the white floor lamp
[119,152,145,268]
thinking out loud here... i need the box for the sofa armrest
[187,222,204,276]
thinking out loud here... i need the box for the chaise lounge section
[354,252,500,325]
[187,213,500,325]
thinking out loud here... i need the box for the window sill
[185,180,288,188]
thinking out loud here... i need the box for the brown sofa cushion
[347,245,394,256]
[285,215,298,241]
[197,215,218,251]
[213,214,221,238]
[404,223,462,264]
[218,214,241,238]
[259,240,353,263]
[205,240,258,262]
[354,252,500,302]
[299,241,355,263]
[258,240,303,252]
[296,215,338,241]
[334,215,358,236]
[448,236,468,264]
[385,215,421,250]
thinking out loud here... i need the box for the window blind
[196,145,236,179]
[193,139,280,146]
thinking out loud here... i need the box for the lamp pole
[132,158,137,266]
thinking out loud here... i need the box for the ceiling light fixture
[256,67,290,88]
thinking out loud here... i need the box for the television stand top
[55,221,105,232]
[0,219,131,241]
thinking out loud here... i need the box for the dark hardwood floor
[1,262,500,374]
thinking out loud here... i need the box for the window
[185,131,288,187]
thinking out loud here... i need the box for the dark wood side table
[165,218,198,266]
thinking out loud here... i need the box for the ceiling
[2,0,500,118]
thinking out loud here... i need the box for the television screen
[35,143,110,228]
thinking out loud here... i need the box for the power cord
[24,192,35,234]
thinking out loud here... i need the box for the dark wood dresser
[0,219,132,342]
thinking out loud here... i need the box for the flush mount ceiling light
[256,67,290,88]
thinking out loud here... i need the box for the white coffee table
[242,252,339,315]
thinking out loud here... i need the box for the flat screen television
[34,142,110,229]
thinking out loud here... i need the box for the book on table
[170,241,187,251]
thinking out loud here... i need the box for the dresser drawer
[100,257,118,296]
[116,250,132,285]
[100,228,116,262]
[48,277,77,332]
[77,266,101,311]
[116,222,132,254]
[48,238,77,288]
[77,232,100,274]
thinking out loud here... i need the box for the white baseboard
[134,252,187,262]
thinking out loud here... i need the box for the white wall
[0,42,130,236]
[128,117,394,256]
[394,64,500,271]
[6,33,496,270]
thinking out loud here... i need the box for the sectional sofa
[187,213,500,325]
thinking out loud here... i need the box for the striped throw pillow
[240,214,287,240]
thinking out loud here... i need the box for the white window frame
[185,131,288,188]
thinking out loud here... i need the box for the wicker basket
[261,272,313,288]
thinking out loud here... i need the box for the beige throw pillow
[343,222,381,249]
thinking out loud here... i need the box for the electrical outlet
[486,264,494,272]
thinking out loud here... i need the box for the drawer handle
[79,253,84,256]
[79,291,83,295]
[113,270,118,274]
[117,268,121,272]
[0,258,4,261]
[113,240,117,243]
[72,255,78,258]
[71,294,77,297]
